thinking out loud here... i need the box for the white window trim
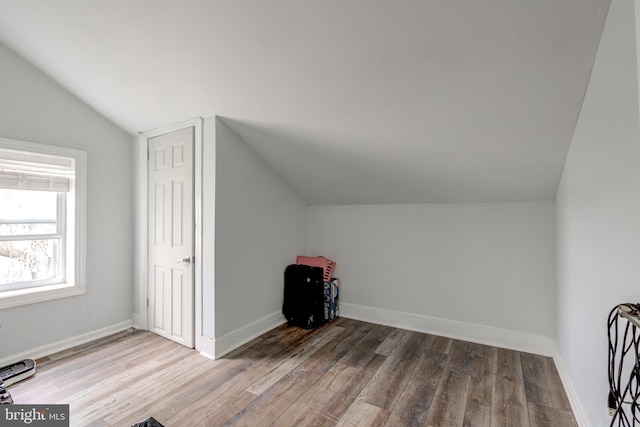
[0,137,86,309]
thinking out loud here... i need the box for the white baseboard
[211,304,556,359]
[199,336,216,361]
[340,303,557,357]
[214,311,286,359]
[0,319,133,366]
[552,350,591,427]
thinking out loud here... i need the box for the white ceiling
[0,0,610,205]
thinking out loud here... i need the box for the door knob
[176,256,192,265]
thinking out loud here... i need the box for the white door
[147,127,194,347]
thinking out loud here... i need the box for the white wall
[555,0,640,425]
[308,202,556,339]
[0,41,135,358]
[212,117,307,341]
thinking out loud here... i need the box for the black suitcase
[283,264,325,329]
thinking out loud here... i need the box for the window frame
[0,137,86,309]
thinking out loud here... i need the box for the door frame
[136,118,203,351]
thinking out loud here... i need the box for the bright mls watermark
[1,405,69,426]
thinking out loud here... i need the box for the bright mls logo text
[4,407,67,424]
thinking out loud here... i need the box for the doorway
[147,126,195,347]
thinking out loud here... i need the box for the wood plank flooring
[8,318,576,426]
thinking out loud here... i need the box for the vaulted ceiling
[0,0,611,205]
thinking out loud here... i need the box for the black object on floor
[283,264,325,329]
[131,416,165,427]
[0,379,13,404]
[0,358,36,386]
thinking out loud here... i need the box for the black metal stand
[608,303,640,426]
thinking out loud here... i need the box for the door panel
[148,127,194,347]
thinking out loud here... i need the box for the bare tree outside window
[0,190,59,286]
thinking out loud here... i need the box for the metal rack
[608,304,640,426]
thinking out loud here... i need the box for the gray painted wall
[308,202,556,337]
[555,0,640,425]
[0,41,135,358]
[212,117,308,336]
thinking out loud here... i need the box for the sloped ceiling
[0,0,610,205]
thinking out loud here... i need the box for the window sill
[0,283,86,309]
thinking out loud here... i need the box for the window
[0,137,86,309]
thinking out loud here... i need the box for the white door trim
[136,118,203,351]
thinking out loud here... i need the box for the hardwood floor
[8,318,576,426]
